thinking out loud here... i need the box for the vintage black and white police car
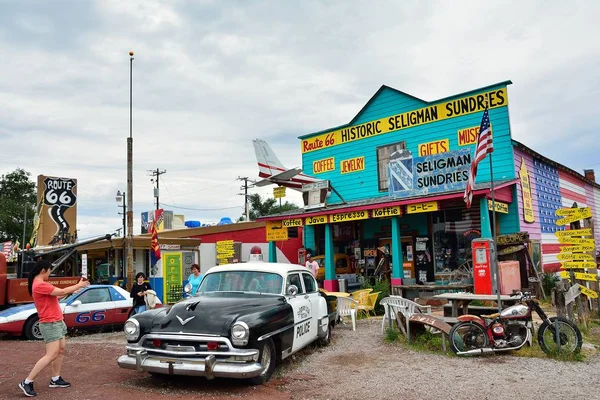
[117,252,334,384]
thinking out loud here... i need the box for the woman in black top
[130,272,152,315]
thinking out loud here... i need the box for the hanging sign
[330,210,368,223]
[561,261,597,269]
[556,253,595,261]
[407,201,439,214]
[372,206,402,218]
[488,200,509,214]
[558,237,596,245]
[266,221,288,241]
[559,245,595,253]
[556,208,593,226]
[519,158,535,223]
[81,254,88,279]
[305,215,328,225]
[554,228,593,238]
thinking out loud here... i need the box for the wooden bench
[443,304,499,317]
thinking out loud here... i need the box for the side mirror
[287,285,298,297]
[71,300,82,307]
[184,283,192,294]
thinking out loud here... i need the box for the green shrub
[541,272,559,296]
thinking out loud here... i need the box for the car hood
[0,303,37,322]
[135,292,288,336]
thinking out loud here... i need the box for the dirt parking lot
[1,319,599,400]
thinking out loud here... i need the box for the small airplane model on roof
[252,139,322,191]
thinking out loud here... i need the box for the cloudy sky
[1,0,598,240]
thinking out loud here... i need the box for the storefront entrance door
[401,237,415,279]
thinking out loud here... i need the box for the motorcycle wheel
[538,316,582,355]
[449,321,489,354]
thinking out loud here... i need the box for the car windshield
[59,293,78,304]
[198,271,283,295]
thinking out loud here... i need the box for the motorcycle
[449,290,583,356]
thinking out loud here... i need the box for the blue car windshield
[198,271,283,295]
[59,293,78,304]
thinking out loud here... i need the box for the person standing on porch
[305,253,319,278]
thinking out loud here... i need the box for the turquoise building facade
[262,81,523,291]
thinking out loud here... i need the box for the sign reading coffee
[388,148,471,199]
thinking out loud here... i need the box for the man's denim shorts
[39,320,67,343]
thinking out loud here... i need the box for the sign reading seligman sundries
[301,88,507,153]
[34,175,78,245]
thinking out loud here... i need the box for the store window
[432,207,481,273]
[377,141,406,191]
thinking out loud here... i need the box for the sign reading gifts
[388,148,471,199]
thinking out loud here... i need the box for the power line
[148,168,167,210]
[237,176,256,221]
[160,202,243,211]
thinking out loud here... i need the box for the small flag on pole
[464,108,494,208]
[150,222,161,266]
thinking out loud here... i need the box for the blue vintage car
[117,259,335,384]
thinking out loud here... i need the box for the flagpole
[489,153,502,313]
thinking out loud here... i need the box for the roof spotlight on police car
[117,247,335,384]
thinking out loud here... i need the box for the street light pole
[126,51,135,291]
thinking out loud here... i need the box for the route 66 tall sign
[36,175,78,245]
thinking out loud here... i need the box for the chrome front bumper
[118,349,263,379]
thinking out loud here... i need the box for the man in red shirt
[19,259,89,397]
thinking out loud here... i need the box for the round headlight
[231,321,249,346]
[124,318,140,341]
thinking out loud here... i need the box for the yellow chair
[350,288,373,301]
[357,291,381,319]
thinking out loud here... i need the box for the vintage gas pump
[472,238,495,295]
[297,248,307,266]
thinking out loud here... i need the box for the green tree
[0,169,37,243]
[247,193,299,220]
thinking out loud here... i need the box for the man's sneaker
[18,380,37,397]
[49,376,71,388]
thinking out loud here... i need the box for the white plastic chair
[336,296,358,331]
[380,296,431,342]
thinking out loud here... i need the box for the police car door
[301,271,320,343]
[286,272,313,352]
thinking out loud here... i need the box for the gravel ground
[2,319,599,400]
[279,318,600,400]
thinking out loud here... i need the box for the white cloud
[1,0,599,239]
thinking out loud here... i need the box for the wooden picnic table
[391,284,473,299]
[432,292,520,318]
[320,290,350,298]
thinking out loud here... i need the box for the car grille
[136,333,245,361]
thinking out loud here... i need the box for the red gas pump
[471,238,495,295]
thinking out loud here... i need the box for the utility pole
[149,168,167,210]
[237,176,255,221]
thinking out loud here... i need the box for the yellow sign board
[558,237,596,245]
[556,207,592,217]
[265,220,288,241]
[556,253,595,261]
[305,215,328,225]
[556,208,593,226]
[519,158,535,223]
[457,126,480,146]
[488,200,509,214]
[281,218,303,227]
[372,206,402,218]
[555,228,593,238]
[273,187,286,199]
[580,285,599,299]
[340,156,365,174]
[559,245,595,253]
[330,210,369,223]
[407,201,439,214]
[560,271,598,281]
[561,261,597,269]
[313,157,335,174]
[301,87,508,153]
[216,240,234,246]
[418,139,449,156]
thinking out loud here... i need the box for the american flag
[464,108,494,208]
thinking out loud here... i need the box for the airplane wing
[269,168,303,181]
[253,179,275,187]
